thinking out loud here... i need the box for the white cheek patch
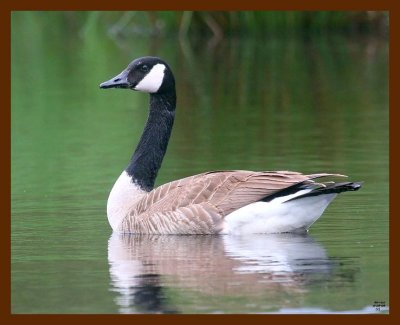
[134,63,166,93]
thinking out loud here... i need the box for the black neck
[126,92,176,191]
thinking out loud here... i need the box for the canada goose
[100,56,361,235]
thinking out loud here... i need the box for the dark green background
[11,11,388,313]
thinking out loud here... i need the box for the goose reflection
[108,233,333,313]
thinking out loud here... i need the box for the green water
[11,12,388,314]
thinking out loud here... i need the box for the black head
[99,56,175,94]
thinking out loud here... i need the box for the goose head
[99,56,175,94]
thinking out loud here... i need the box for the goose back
[117,171,336,234]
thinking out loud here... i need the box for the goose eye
[140,65,149,72]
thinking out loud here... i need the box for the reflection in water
[223,235,332,280]
[125,273,178,314]
[108,233,335,313]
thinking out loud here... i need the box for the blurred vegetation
[11,11,388,313]
[55,11,387,39]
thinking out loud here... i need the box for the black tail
[286,181,362,202]
[262,180,362,203]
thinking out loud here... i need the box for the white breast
[107,171,146,231]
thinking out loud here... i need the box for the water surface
[11,12,388,314]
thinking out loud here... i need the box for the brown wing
[118,170,342,234]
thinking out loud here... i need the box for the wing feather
[118,170,346,234]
